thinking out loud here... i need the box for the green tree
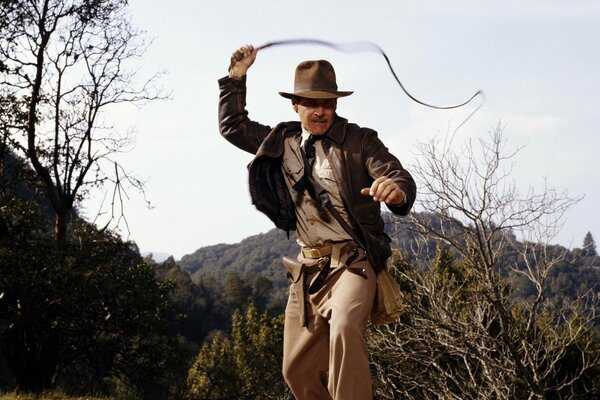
[583,231,597,257]
[252,275,275,312]
[222,273,252,313]
[0,194,182,397]
[186,331,237,400]
[187,304,289,400]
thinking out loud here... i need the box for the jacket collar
[323,115,348,145]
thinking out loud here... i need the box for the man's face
[293,97,337,136]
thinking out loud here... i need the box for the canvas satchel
[370,268,404,325]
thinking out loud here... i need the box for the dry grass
[0,393,112,400]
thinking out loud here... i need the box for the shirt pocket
[314,163,335,181]
[282,154,305,186]
[313,157,337,184]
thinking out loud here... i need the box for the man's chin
[309,124,331,135]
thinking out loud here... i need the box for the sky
[82,0,600,260]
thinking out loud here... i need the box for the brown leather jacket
[218,76,416,271]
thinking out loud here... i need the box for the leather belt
[301,244,334,258]
[302,242,349,268]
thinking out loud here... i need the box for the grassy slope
[0,394,111,400]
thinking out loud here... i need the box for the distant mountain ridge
[178,229,299,291]
[177,213,423,290]
[178,213,410,285]
[142,252,172,263]
[177,213,599,307]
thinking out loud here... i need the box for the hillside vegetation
[175,213,600,314]
[0,394,110,400]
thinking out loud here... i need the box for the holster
[282,256,329,327]
[282,256,308,326]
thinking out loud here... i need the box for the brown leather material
[347,266,368,278]
[282,257,307,326]
[301,241,349,260]
[282,256,329,326]
[301,244,334,258]
[282,256,304,282]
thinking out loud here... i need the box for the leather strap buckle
[301,244,333,258]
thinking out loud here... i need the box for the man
[219,44,416,400]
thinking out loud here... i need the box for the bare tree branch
[1,0,166,243]
[369,124,599,399]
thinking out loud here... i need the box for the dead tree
[370,124,600,399]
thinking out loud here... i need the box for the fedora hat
[279,60,353,99]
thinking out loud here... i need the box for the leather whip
[255,38,484,112]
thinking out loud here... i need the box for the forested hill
[178,229,299,291]
[177,213,426,292]
[177,213,599,306]
[178,213,412,288]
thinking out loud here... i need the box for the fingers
[363,176,387,201]
[361,177,406,205]
[232,44,256,62]
[229,45,258,79]
[232,49,244,62]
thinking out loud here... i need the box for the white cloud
[502,114,565,137]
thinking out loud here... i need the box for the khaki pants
[282,245,377,400]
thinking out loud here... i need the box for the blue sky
[83,1,600,259]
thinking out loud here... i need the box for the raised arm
[218,45,272,154]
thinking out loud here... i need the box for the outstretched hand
[229,45,258,79]
[361,176,406,206]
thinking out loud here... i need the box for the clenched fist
[229,45,258,80]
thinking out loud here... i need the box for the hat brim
[279,90,353,99]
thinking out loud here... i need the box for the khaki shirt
[281,129,353,248]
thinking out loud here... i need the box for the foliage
[179,230,297,294]
[0,1,178,395]
[153,257,284,347]
[0,393,111,400]
[369,249,600,399]
[0,194,184,398]
[582,232,597,258]
[186,304,290,400]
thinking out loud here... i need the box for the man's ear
[291,98,298,113]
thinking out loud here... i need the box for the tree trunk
[55,208,70,245]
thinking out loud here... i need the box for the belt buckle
[302,244,332,258]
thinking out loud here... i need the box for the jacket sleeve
[362,130,416,216]
[218,75,272,155]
